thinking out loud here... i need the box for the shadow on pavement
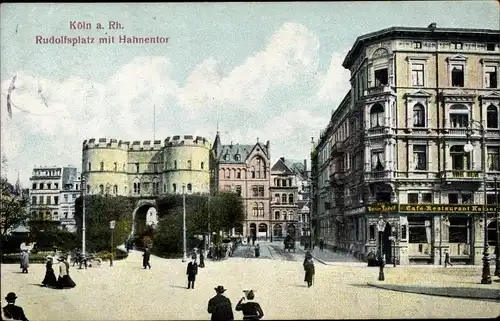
[289,284,308,288]
[369,283,500,302]
[170,285,189,289]
[348,284,373,289]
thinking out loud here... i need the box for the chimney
[428,22,436,29]
[280,157,285,162]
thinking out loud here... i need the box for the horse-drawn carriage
[284,235,296,253]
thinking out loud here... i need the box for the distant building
[29,166,80,232]
[210,132,271,239]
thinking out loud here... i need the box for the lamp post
[109,220,115,267]
[464,120,491,284]
[377,214,386,281]
[391,226,396,267]
[81,178,86,255]
[494,177,499,277]
[182,184,187,262]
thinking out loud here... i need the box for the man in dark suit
[187,257,198,289]
[2,292,28,321]
[208,285,234,321]
[142,247,151,269]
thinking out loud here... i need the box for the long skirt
[57,275,76,289]
[42,270,57,287]
[304,271,314,283]
[20,253,29,269]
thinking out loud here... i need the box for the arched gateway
[132,199,157,236]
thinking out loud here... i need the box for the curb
[367,282,500,301]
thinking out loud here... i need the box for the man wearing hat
[207,285,234,321]
[2,292,28,321]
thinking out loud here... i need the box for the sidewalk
[309,247,366,266]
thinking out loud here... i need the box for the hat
[46,256,53,260]
[5,293,17,302]
[214,285,226,293]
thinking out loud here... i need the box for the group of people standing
[41,256,76,289]
[208,286,264,321]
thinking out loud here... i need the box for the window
[413,145,427,170]
[39,196,44,204]
[408,193,419,203]
[374,68,388,86]
[143,182,150,192]
[31,196,36,205]
[449,218,469,243]
[448,193,459,204]
[235,185,242,196]
[237,171,241,179]
[411,63,424,86]
[413,41,422,49]
[39,183,44,189]
[54,196,59,205]
[487,43,496,51]
[226,170,230,179]
[371,151,385,171]
[135,163,140,173]
[370,103,384,128]
[412,104,425,127]
[252,185,258,197]
[153,182,159,195]
[88,162,91,171]
[86,185,90,194]
[251,167,256,179]
[187,160,192,170]
[235,154,241,161]
[274,211,280,220]
[486,105,499,128]
[54,183,58,189]
[46,196,51,205]
[288,179,292,186]
[113,185,118,194]
[114,162,117,171]
[461,193,473,204]
[485,66,498,88]
[450,114,468,128]
[187,183,192,193]
[488,221,497,246]
[258,186,264,197]
[288,193,294,203]
[64,212,68,219]
[32,183,36,189]
[53,212,59,221]
[133,182,140,195]
[253,203,258,217]
[282,179,287,187]
[259,203,264,217]
[100,161,104,171]
[487,194,500,205]
[369,225,375,240]
[487,147,499,171]
[422,193,432,203]
[201,162,204,170]
[99,184,104,195]
[274,193,280,203]
[47,183,52,189]
[408,217,429,243]
[174,160,177,169]
[452,42,463,50]
[451,65,464,87]
[450,145,469,170]
[173,183,177,193]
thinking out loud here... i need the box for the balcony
[443,128,469,136]
[329,171,346,186]
[366,126,392,137]
[440,170,482,182]
[365,170,395,182]
[364,85,394,96]
[331,141,344,157]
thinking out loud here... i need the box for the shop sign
[366,203,398,213]
[399,204,500,213]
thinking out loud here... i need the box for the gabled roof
[218,143,256,164]
[271,158,294,173]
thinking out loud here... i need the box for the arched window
[113,185,118,194]
[173,183,177,193]
[133,182,141,195]
[281,194,287,203]
[237,170,241,179]
[114,162,117,171]
[273,224,283,237]
[252,203,258,217]
[370,103,384,128]
[100,161,104,171]
[251,166,256,179]
[99,184,104,195]
[282,212,287,220]
[282,179,287,187]
[449,104,469,128]
[187,183,192,193]
[274,211,280,220]
[288,193,294,204]
[289,212,294,221]
[201,162,204,170]
[486,105,499,128]
[88,162,92,171]
[274,193,280,203]
[187,160,192,170]
[259,202,264,217]
[450,145,469,170]
[413,103,425,127]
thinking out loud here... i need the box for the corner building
[311,24,500,265]
[82,136,210,197]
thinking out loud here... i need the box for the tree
[209,192,245,234]
[74,195,133,252]
[0,177,30,236]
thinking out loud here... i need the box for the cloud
[1,21,351,185]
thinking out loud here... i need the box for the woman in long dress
[19,242,35,274]
[303,251,315,288]
[41,256,57,287]
[56,257,76,289]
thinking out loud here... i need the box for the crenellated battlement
[164,135,211,148]
[129,140,163,151]
[83,138,130,150]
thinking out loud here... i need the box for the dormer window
[225,154,230,161]
[234,154,241,161]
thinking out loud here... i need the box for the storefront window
[408,217,429,243]
[449,218,469,243]
[369,225,375,240]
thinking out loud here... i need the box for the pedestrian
[303,252,315,288]
[254,244,260,258]
[143,247,151,269]
[56,256,76,289]
[2,292,28,321]
[199,248,205,268]
[236,290,264,320]
[252,236,256,246]
[19,241,34,274]
[207,285,234,321]
[186,257,198,289]
[41,256,57,288]
[319,238,324,251]
[444,250,453,267]
[247,236,250,246]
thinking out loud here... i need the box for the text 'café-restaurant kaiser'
[364,202,499,266]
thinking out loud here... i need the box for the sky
[1,2,499,186]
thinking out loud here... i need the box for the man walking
[444,250,453,267]
[142,247,151,269]
[2,292,28,321]
[319,238,324,251]
[187,257,198,289]
[208,285,234,321]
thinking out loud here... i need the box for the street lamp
[391,226,396,267]
[182,184,187,262]
[109,220,115,267]
[81,177,86,255]
[464,120,491,285]
[377,214,386,281]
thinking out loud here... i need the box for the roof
[343,25,500,69]
[272,157,307,177]
[216,142,270,164]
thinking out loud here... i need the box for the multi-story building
[29,166,80,232]
[269,157,310,240]
[81,136,211,196]
[311,23,500,265]
[210,132,271,239]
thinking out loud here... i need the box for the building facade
[81,136,211,197]
[210,132,271,239]
[29,166,80,232]
[270,157,309,240]
[312,23,500,265]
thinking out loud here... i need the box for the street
[1,246,498,320]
